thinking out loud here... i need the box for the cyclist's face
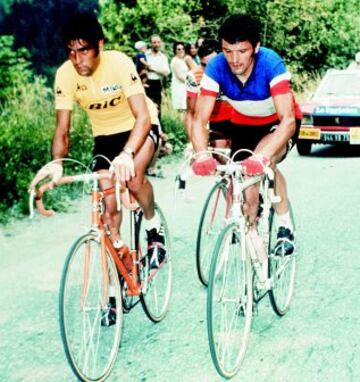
[67,39,103,76]
[221,39,258,77]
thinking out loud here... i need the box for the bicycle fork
[246,233,272,291]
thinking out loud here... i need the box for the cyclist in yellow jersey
[30,13,166,270]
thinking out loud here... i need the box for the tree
[99,0,203,55]
[0,0,99,81]
[0,35,32,102]
[227,0,360,78]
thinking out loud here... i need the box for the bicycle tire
[268,203,296,316]
[196,179,229,286]
[137,204,173,322]
[59,233,123,382]
[207,223,253,378]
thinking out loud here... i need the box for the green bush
[0,76,93,223]
[161,92,188,154]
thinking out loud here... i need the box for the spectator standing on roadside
[184,42,199,69]
[146,34,170,119]
[170,41,188,112]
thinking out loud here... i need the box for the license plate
[299,127,320,140]
[350,128,360,144]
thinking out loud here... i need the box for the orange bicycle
[30,166,172,381]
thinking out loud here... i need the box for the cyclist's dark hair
[62,13,105,55]
[172,41,185,55]
[218,14,260,48]
[197,39,219,59]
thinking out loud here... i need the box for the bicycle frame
[217,163,280,289]
[31,172,143,307]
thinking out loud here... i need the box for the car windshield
[315,72,360,98]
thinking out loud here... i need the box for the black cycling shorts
[209,119,301,161]
[92,124,160,171]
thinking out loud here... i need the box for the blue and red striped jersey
[200,47,302,125]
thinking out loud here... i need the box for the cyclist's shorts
[92,124,160,171]
[209,119,301,161]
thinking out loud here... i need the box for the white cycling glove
[30,162,63,190]
[111,152,135,182]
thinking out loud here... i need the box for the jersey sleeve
[117,53,146,98]
[266,52,292,96]
[54,63,75,110]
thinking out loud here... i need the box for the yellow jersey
[55,50,159,137]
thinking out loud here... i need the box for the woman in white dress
[170,42,188,111]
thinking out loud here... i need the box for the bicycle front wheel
[207,223,253,379]
[137,204,173,322]
[196,179,229,286]
[268,207,296,316]
[59,233,123,382]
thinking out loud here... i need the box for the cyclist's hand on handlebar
[192,155,218,176]
[242,154,270,176]
[111,152,135,182]
[29,162,63,191]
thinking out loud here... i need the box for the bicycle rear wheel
[207,223,253,378]
[137,204,172,322]
[59,233,123,382]
[196,179,229,286]
[268,206,296,316]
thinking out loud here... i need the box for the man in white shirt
[146,34,170,118]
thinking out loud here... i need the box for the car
[297,69,360,155]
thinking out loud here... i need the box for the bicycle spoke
[196,181,229,286]
[268,207,296,316]
[138,205,173,322]
[208,224,252,378]
[59,234,123,381]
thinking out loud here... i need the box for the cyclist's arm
[260,92,296,159]
[191,94,216,153]
[52,109,72,160]
[124,93,151,155]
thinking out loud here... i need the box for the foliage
[227,0,360,77]
[0,35,32,102]
[0,76,93,223]
[161,93,188,153]
[1,0,359,82]
[0,0,99,81]
[99,0,203,56]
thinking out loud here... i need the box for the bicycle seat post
[91,177,102,230]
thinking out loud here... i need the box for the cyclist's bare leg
[98,136,155,243]
[255,133,289,216]
[243,133,289,226]
[127,137,155,220]
[99,173,122,243]
[273,168,288,215]
[210,138,231,164]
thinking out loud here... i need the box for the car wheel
[296,141,312,156]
